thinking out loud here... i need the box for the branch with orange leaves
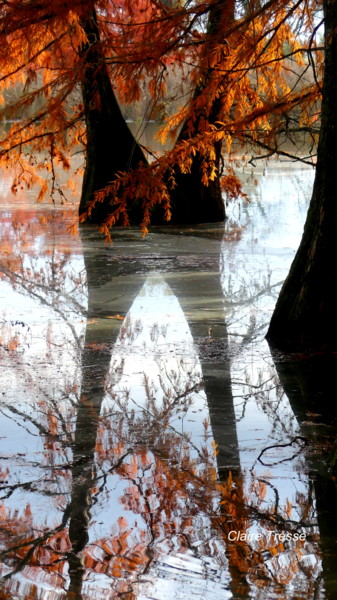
[79,83,320,237]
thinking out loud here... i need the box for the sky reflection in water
[0,163,335,600]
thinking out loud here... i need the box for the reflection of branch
[256,477,280,515]
[0,266,85,316]
[246,502,318,532]
[257,436,308,467]
[0,266,84,347]
[103,388,205,460]
[0,477,55,500]
[0,404,69,445]
[157,378,202,419]
[92,449,134,484]
[32,392,75,445]
[225,281,284,307]
[220,478,317,535]
[0,500,72,577]
[232,376,276,390]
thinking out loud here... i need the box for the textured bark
[79,8,147,223]
[169,133,226,224]
[168,0,234,224]
[79,3,234,226]
[266,0,337,351]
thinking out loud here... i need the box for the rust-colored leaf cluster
[0,0,323,230]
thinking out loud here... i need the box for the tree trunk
[168,0,235,224]
[78,3,233,227]
[266,0,337,351]
[169,131,226,224]
[79,8,147,224]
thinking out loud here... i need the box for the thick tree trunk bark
[167,0,235,224]
[168,128,225,224]
[266,0,337,351]
[79,8,147,224]
[78,3,231,227]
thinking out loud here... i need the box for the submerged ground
[0,162,336,599]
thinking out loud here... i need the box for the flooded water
[1,162,337,600]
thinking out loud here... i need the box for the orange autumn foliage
[0,0,323,229]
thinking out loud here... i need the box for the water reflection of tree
[0,215,325,599]
[218,214,327,596]
[79,224,251,598]
[270,353,337,600]
[0,217,243,598]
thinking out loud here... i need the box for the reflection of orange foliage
[85,517,149,578]
[0,418,322,600]
[0,202,80,267]
[0,348,322,600]
[0,503,70,583]
[216,472,320,594]
[0,494,148,597]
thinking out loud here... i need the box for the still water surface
[0,163,337,599]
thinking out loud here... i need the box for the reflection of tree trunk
[170,268,239,475]
[67,227,146,588]
[270,351,337,600]
[81,228,240,476]
[79,225,250,598]
[66,325,111,598]
[79,7,147,224]
[167,229,251,598]
[66,228,136,597]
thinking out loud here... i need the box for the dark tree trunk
[167,0,235,224]
[266,0,337,351]
[78,3,234,227]
[169,130,226,224]
[79,8,147,224]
